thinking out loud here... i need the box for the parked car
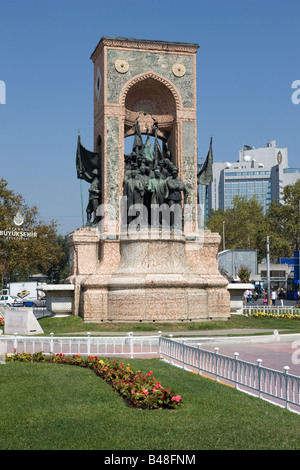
[0,295,23,307]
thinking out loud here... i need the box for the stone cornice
[91,36,200,62]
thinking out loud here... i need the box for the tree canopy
[267,180,300,253]
[0,178,68,282]
[206,196,269,262]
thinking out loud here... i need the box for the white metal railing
[0,332,160,358]
[2,331,300,412]
[159,336,300,413]
[243,306,300,315]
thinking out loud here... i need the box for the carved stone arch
[120,71,182,108]
[120,71,182,163]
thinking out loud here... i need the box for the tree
[206,180,300,263]
[237,265,251,283]
[0,178,64,282]
[267,179,300,256]
[39,234,70,283]
[207,196,269,261]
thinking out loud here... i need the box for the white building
[200,140,300,213]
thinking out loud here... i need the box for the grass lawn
[31,313,300,336]
[0,358,299,450]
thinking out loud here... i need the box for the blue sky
[0,0,299,235]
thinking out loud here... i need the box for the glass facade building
[223,170,272,212]
[199,140,300,215]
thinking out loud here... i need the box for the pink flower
[171,395,181,403]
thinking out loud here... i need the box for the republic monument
[66,37,230,322]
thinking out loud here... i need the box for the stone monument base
[66,226,230,323]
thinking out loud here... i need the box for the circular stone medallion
[115,59,129,74]
[172,63,186,77]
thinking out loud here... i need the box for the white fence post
[197,343,202,375]
[50,333,54,354]
[234,352,239,389]
[284,366,290,410]
[158,331,162,358]
[182,340,186,370]
[257,359,263,398]
[215,347,219,382]
[13,333,17,352]
[87,332,91,356]
[129,332,134,358]
[169,335,173,365]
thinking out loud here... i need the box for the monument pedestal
[66,227,230,322]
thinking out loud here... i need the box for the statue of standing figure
[147,168,168,205]
[86,169,102,226]
[146,168,168,227]
[76,135,102,226]
[123,169,145,227]
[166,166,188,229]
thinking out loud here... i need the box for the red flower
[171,395,181,403]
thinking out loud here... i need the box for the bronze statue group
[76,122,190,229]
[123,123,188,229]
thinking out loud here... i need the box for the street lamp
[267,236,271,305]
[223,221,226,251]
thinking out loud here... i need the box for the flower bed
[250,311,300,320]
[5,352,182,410]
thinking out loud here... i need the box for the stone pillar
[66,227,101,316]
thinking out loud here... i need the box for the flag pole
[80,179,85,226]
[77,129,85,226]
[198,137,213,231]
[204,185,208,229]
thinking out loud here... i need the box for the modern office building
[199,140,300,213]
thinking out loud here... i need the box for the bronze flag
[76,135,101,184]
[197,137,213,186]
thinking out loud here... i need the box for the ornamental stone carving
[115,59,129,74]
[120,71,182,109]
[172,63,186,77]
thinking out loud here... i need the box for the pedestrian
[296,289,300,306]
[243,289,249,304]
[278,288,284,307]
[271,288,277,306]
[248,290,254,303]
[263,290,268,304]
